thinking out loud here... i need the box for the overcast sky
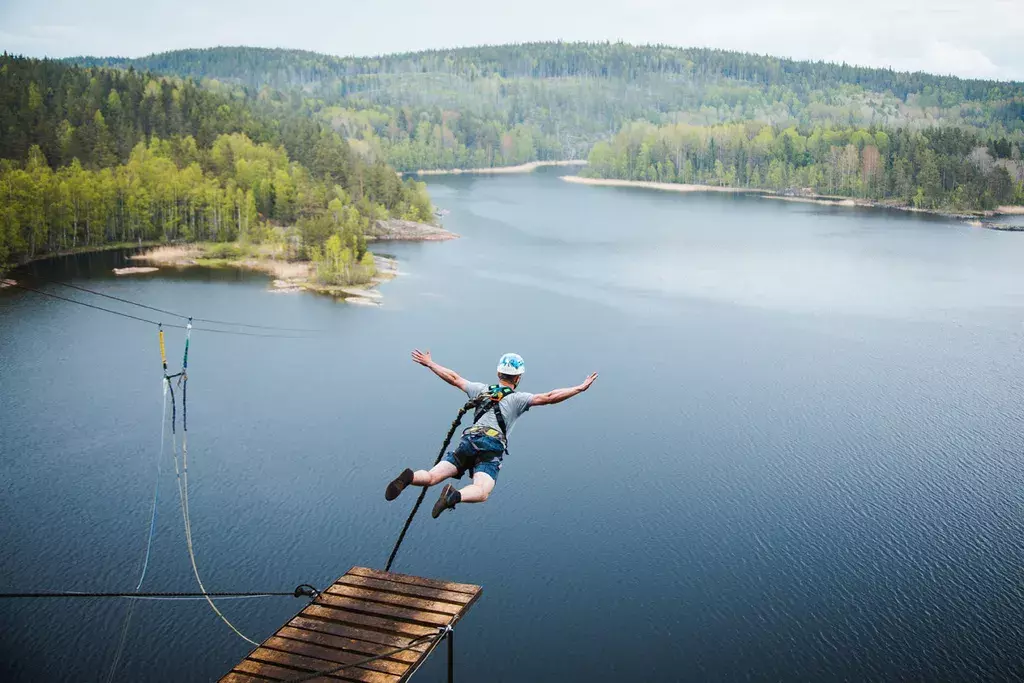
[1,0,1022,81]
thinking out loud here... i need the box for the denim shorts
[442,431,505,481]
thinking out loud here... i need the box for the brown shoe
[431,484,458,518]
[385,468,414,501]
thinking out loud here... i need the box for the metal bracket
[435,624,456,683]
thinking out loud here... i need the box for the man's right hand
[412,350,467,391]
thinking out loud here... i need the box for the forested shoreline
[583,122,1024,212]
[0,55,433,278]
[3,41,1024,274]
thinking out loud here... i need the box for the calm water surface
[3,169,1024,681]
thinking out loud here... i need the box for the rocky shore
[129,218,455,306]
[131,245,401,306]
[369,218,458,241]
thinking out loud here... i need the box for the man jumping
[385,350,598,518]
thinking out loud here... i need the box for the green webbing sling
[471,384,513,444]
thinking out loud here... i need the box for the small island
[129,217,456,305]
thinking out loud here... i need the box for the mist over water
[2,168,1023,681]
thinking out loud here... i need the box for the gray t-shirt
[464,381,534,440]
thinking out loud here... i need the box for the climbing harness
[384,386,515,571]
[470,384,514,446]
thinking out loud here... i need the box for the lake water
[3,168,1024,681]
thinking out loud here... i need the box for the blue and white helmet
[496,353,526,376]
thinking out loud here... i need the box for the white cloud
[825,39,1006,79]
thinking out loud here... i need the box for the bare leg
[413,461,458,487]
[457,471,496,503]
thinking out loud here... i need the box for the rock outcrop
[369,219,458,241]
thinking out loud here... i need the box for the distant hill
[67,43,1024,102]
[63,44,1024,172]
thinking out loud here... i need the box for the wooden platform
[221,566,482,683]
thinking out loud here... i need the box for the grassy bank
[133,242,395,306]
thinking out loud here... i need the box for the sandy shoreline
[133,245,397,306]
[561,176,772,194]
[564,175,1024,221]
[762,195,984,219]
[763,195,861,207]
[762,194,1011,220]
[413,160,587,176]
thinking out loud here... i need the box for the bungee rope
[165,321,261,646]
[384,392,497,571]
[138,332,170,591]
[104,346,173,683]
[155,321,260,647]
[137,366,168,592]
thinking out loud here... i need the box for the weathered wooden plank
[232,660,296,681]
[233,658,368,682]
[221,672,273,683]
[264,635,409,677]
[248,647,400,683]
[223,567,481,683]
[314,593,451,628]
[282,622,424,663]
[287,615,430,655]
[348,567,480,595]
[300,603,437,639]
[324,584,463,616]
[335,574,474,606]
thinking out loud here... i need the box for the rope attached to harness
[472,384,512,440]
[384,387,512,571]
[384,398,476,572]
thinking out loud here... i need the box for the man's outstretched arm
[412,349,469,391]
[530,373,598,407]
